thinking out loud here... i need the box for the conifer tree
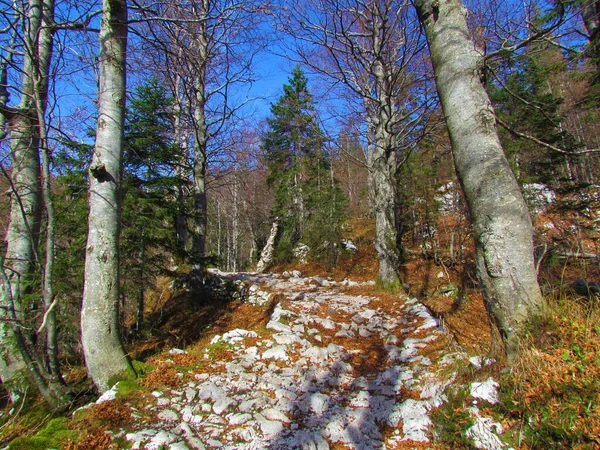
[122,80,179,330]
[261,67,347,265]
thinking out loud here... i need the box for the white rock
[222,329,258,343]
[96,385,118,404]
[145,431,179,450]
[390,399,431,442]
[467,408,506,450]
[213,397,234,415]
[262,346,289,361]
[169,348,187,355]
[228,413,253,426]
[470,378,500,405]
[262,408,290,423]
[254,413,285,437]
[158,409,179,422]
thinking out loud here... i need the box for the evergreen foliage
[121,79,181,329]
[52,80,183,334]
[489,45,578,185]
[261,66,347,265]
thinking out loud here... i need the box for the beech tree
[414,0,543,360]
[281,0,434,286]
[0,0,74,407]
[81,0,133,392]
[134,0,266,283]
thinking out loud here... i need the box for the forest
[0,0,599,448]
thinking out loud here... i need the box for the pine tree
[261,66,347,265]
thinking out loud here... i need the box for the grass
[491,296,600,449]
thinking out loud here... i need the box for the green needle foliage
[261,66,347,266]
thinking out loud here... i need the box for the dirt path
[108,271,467,449]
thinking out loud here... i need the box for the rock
[213,397,234,415]
[574,278,600,297]
[293,244,310,264]
[145,430,179,450]
[96,385,118,404]
[262,407,291,423]
[228,413,252,426]
[222,329,258,343]
[466,407,506,450]
[341,240,358,252]
[255,413,285,437]
[158,409,179,422]
[169,348,187,355]
[470,378,500,405]
[262,345,289,361]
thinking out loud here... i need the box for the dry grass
[495,297,600,448]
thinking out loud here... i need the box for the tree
[281,0,434,286]
[0,0,74,407]
[122,79,178,331]
[414,0,543,361]
[81,0,133,392]
[133,0,267,286]
[262,66,347,266]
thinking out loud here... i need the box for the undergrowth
[494,296,600,449]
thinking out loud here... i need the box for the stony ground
[98,271,499,450]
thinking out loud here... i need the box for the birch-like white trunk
[0,0,53,389]
[81,0,132,392]
[415,0,543,360]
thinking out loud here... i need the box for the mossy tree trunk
[415,0,544,361]
[81,0,133,393]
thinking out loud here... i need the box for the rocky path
[107,271,466,450]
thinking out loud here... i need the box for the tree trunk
[190,0,209,278]
[81,0,132,393]
[415,0,543,361]
[0,0,54,392]
[1,113,41,386]
[368,133,401,287]
[173,70,189,255]
[257,220,279,273]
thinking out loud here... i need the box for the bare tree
[414,0,543,361]
[81,0,133,392]
[281,0,434,286]
[0,0,76,407]
[132,0,266,285]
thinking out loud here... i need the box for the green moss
[430,387,476,448]
[8,418,79,450]
[131,359,152,375]
[106,365,138,388]
[115,379,142,397]
[375,276,401,293]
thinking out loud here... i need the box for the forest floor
[79,270,505,450]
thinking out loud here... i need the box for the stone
[262,346,289,361]
[158,409,179,422]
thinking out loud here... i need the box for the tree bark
[368,141,400,286]
[191,3,209,274]
[0,0,53,390]
[81,0,132,392]
[415,0,543,361]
